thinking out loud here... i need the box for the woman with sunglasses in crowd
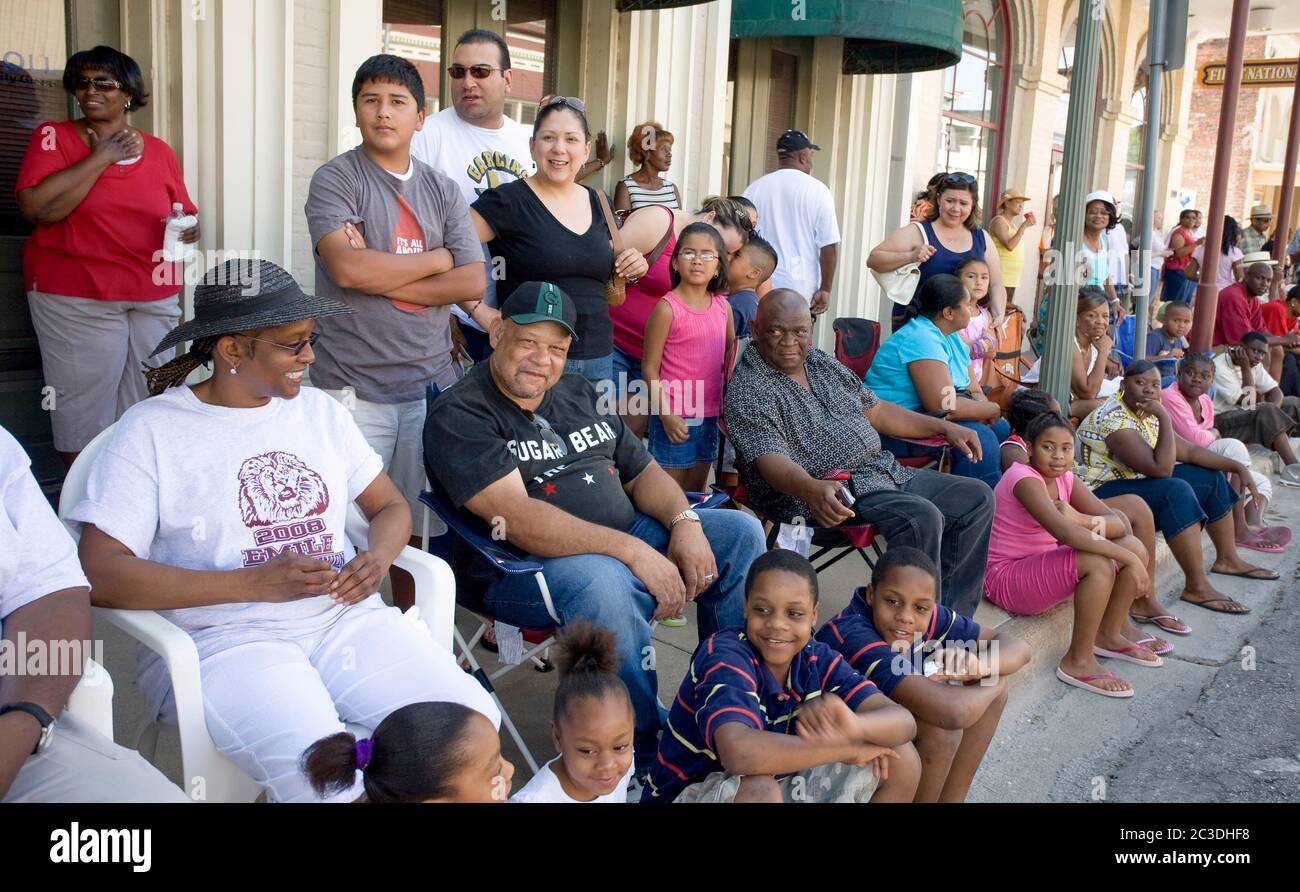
[16,45,200,469]
[868,171,1007,333]
[69,259,500,803]
[467,95,654,386]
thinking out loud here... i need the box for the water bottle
[162,202,197,262]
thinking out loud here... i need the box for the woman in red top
[1161,208,1199,305]
[17,46,199,466]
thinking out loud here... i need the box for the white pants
[1208,438,1272,506]
[320,389,443,536]
[3,713,188,803]
[199,601,498,803]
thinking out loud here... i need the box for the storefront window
[381,0,445,114]
[381,0,554,121]
[1123,87,1146,220]
[939,0,1009,209]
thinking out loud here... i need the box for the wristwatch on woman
[0,702,55,755]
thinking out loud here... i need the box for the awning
[616,0,715,10]
[730,0,964,75]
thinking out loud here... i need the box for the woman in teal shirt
[866,274,1010,484]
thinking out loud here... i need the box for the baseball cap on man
[776,130,820,153]
[500,281,579,339]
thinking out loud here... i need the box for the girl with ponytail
[510,621,636,803]
[301,702,514,803]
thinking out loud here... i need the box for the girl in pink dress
[985,412,1162,699]
[642,222,734,493]
[957,257,998,387]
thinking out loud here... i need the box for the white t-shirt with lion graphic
[68,385,383,710]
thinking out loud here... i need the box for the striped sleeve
[811,639,879,710]
[693,636,764,749]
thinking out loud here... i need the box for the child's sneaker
[1280,463,1300,487]
[660,615,688,628]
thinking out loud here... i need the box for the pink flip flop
[1094,644,1163,668]
[1134,636,1174,656]
[1257,526,1292,547]
[1056,666,1134,698]
[1236,535,1285,554]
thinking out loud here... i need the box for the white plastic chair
[59,424,458,802]
[66,658,115,740]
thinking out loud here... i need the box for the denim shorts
[1093,463,1237,540]
[648,415,719,468]
[611,346,643,403]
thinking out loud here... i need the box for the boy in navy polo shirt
[816,547,1029,802]
[642,549,919,803]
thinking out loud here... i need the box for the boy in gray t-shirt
[305,55,486,602]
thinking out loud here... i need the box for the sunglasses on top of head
[942,172,977,189]
[447,64,505,80]
[540,95,586,114]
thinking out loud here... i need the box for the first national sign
[1199,58,1298,89]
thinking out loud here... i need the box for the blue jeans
[564,353,614,387]
[880,418,1010,488]
[481,508,764,768]
[1162,267,1194,304]
[1093,463,1237,540]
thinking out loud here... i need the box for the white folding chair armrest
[66,657,115,741]
[394,546,456,652]
[93,606,256,801]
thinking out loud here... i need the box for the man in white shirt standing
[410,29,538,363]
[742,131,840,316]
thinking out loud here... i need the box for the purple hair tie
[355,738,374,771]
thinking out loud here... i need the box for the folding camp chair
[59,424,457,802]
[833,316,881,380]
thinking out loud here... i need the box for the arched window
[940,0,1011,209]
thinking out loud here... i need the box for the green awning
[731,0,964,75]
[616,0,714,10]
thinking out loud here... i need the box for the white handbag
[871,220,928,305]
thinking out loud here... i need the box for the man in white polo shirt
[411,29,536,362]
[742,130,840,316]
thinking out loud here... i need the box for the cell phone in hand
[835,483,855,508]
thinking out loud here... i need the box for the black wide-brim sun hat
[150,258,352,357]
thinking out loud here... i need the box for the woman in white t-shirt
[510,621,635,803]
[1186,215,1244,290]
[69,259,499,803]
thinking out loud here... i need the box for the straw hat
[151,259,350,356]
[998,187,1030,208]
[1240,251,1277,266]
[1249,203,1273,219]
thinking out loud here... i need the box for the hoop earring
[125,99,131,110]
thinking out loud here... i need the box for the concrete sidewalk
[92,451,1298,800]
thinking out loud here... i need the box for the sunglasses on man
[447,64,505,80]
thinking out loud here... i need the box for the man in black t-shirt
[425,282,764,775]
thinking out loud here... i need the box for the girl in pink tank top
[642,222,734,492]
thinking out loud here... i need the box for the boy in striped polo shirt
[642,550,919,803]
[815,547,1029,802]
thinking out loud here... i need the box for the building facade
[3,0,1297,481]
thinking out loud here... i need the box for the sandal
[1129,612,1192,636]
[1209,566,1280,580]
[1257,526,1292,547]
[1180,594,1251,615]
[1093,644,1164,668]
[1236,535,1284,554]
[1135,636,1174,656]
[1055,666,1134,698]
